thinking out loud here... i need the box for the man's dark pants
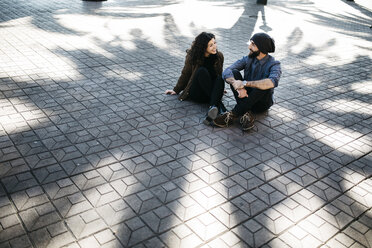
[231,69,273,115]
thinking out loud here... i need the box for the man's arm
[225,77,237,85]
[246,79,275,89]
[231,61,281,90]
[231,78,275,90]
[222,56,248,81]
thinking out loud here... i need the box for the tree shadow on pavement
[0,0,371,247]
[231,21,371,246]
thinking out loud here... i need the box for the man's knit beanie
[250,33,275,54]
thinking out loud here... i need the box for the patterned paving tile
[0,0,371,247]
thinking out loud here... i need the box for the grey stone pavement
[0,0,371,247]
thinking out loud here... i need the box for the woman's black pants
[188,67,225,108]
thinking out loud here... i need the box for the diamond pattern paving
[0,0,371,247]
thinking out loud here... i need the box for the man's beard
[248,50,260,58]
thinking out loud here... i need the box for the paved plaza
[0,0,371,247]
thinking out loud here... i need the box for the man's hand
[232,80,245,90]
[165,89,177,95]
[237,88,248,98]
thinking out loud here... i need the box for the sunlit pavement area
[0,0,372,247]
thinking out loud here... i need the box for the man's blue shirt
[222,54,281,88]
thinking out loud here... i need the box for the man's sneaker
[240,111,255,131]
[203,106,218,125]
[213,111,237,127]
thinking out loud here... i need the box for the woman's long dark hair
[188,32,215,65]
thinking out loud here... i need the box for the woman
[165,32,226,125]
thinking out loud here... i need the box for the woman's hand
[165,89,177,95]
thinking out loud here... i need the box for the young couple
[165,31,281,131]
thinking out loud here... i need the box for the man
[213,32,281,131]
